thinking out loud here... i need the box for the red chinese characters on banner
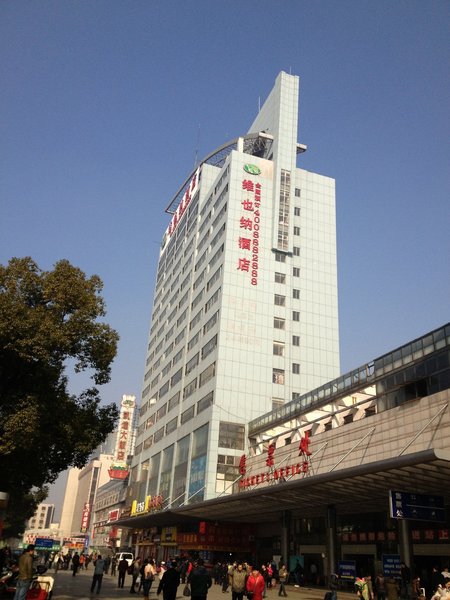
[266,443,276,467]
[299,432,312,457]
[237,173,262,286]
[80,503,91,533]
[239,455,247,476]
[168,169,199,237]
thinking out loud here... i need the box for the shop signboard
[382,555,401,577]
[338,560,356,580]
[35,538,55,550]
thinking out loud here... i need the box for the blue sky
[1,2,449,508]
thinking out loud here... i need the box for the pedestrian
[143,559,157,600]
[376,572,386,600]
[72,552,80,576]
[130,558,141,593]
[401,563,411,600]
[118,556,128,588]
[231,563,247,600]
[355,577,370,600]
[91,554,106,594]
[110,555,117,577]
[103,555,111,575]
[52,552,60,574]
[386,578,400,600]
[278,564,288,597]
[246,566,265,600]
[80,554,85,570]
[157,560,180,600]
[188,559,213,600]
[12,544,35,600]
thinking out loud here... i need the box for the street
[50,569,356,600]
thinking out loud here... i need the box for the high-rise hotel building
[130,72,340,510]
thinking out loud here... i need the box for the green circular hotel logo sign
[243,164,261,176]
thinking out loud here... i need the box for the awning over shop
[113,448,450,529]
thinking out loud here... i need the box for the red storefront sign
[80,503,91,533]
[167,168,199,239]
[237,167,262,286]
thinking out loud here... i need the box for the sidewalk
[50,570,357,600]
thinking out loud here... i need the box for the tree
[0,257,120,536]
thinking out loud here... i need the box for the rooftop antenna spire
[194,123,201,167]
[258,96,261,113]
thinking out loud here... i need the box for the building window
[165,417,178,435]
[292,363,300,374]
[292,335,300,346]
[168,391,180,411]
[293,289,300,299]
[273,342,284,356]
[293,246,300,256]
[199,362,216,387]
[171,368,182,387]
[295,188,301,198]
[203,310,219,335]
[272,397,284,410]
[156,403,167,420]
[181,406,195,424]
[274,317,285,330]
[294,207,301,216]
[294,226,300,235]
[218,422,245,450]
[172,348,183,365]
[183,378,197,399]
[274,294,286,306]
[154,427,164,443]
[197,391,214,414]
[293,267,300,277]
[274,252,286,263]
[185,353,199,375]
[275,272,286,284]
[277,169,291,251]
[187,331,200,351]
[273,369,285,384]
[201,335,217,360]
[293,311,300,321]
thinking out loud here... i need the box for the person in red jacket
[246,567,266,600]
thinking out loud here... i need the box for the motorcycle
[0,565,53,600]
[0,565,19,599]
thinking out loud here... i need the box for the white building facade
[131,72,340,511]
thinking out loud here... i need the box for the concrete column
[326,504,337,582]
[281,510,291,568]
[398,518,414,572]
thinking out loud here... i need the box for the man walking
[231,563,247,600]
[157,560,180,600]
[90,555,106,594]
[13,544,35,600]
[188,559,212,600]
[118,556,129,588]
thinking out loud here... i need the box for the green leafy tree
[0,257,120,537]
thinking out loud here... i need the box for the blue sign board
[338,560,356,581]
[188,455,206,499]
[382,555,401,577]
[35,538,54,549]
[389,491,446,522]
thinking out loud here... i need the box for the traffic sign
[389,490,446,522]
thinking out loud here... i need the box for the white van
[116,552,134,567]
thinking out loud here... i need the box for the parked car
[115,552,134,567]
